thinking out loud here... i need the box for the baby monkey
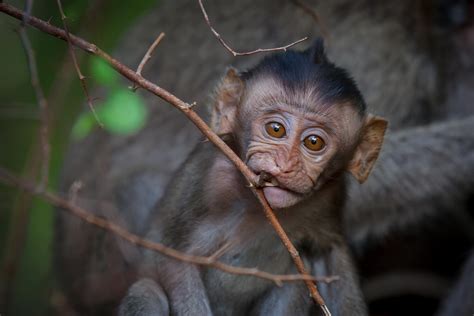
[119,40,387,316]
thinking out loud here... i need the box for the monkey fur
[117,40,385,315]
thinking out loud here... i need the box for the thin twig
[0,4,329,313]
[0,0,50,310]
[55,0,103,127]
[19,1,49,190]
[0,167,339,286]
[198,0,307,56]
[208,242,233,262]
[290,0,330,42]
[131,32,165,91]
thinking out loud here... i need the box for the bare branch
[198,0,307,57]
[0,167,339,286]
[0,3,329,313]
[55,0,103,127]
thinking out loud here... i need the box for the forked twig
[131,32,165,91]
[198,0,307,56]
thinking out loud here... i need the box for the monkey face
[242,80,366,209]
[211,43,387,210]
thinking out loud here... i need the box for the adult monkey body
[55,0,474,314]
[119,41,386,315]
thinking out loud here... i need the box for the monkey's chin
[263,187,302,209]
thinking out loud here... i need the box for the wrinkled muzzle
[247,152,314,209]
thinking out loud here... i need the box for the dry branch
[0,167,340,286]
[0,3,330,313]
[56,0,102,126]
[198,0,308,56]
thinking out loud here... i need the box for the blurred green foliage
[72,57,148,139]
[0,0,157,314]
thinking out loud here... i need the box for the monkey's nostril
[255,171,278,188]
[259,171,273,182]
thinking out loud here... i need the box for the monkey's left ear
[210,68,245,135]
[347,115,388,183]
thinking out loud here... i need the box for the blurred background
[0,1,155,314]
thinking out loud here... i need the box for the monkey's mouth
[253,171,304,209]
[262,186,303,209]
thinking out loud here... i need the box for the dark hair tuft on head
[240,38,366,114]
[307,38,328,65]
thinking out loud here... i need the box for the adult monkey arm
[345,116,474,245]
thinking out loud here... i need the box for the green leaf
[71,112,95,140]
[90,57,118,86]
[98,89,148,135]
[63,1,85,21]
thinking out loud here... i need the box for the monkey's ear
[307,38,328,64]
[347,115,388,183]
[211,67,245,134]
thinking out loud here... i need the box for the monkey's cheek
[262,187,302,209]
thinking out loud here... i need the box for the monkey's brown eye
[303,135,326,151]
[265,122,286,138]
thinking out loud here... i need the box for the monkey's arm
[312,245,368,316]
[435,250,474,316]
[345,116,474,245]
[253,245,367,316]
[250,277,311,315]
[119,278,169,316]
[119,263,213,316]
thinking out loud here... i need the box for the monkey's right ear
[211,68,245,134]
[348,115,388,183]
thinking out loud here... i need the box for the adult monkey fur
[55,0,474,315]
[118,40,386,315]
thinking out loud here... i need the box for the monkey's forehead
[243,76,363,118]
[241,77,365,140]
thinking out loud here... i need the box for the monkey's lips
[263,186,303,209]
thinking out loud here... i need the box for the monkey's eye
[265,122,286,138]
[303,135,326,151]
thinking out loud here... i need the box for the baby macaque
[119,39,387,316]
